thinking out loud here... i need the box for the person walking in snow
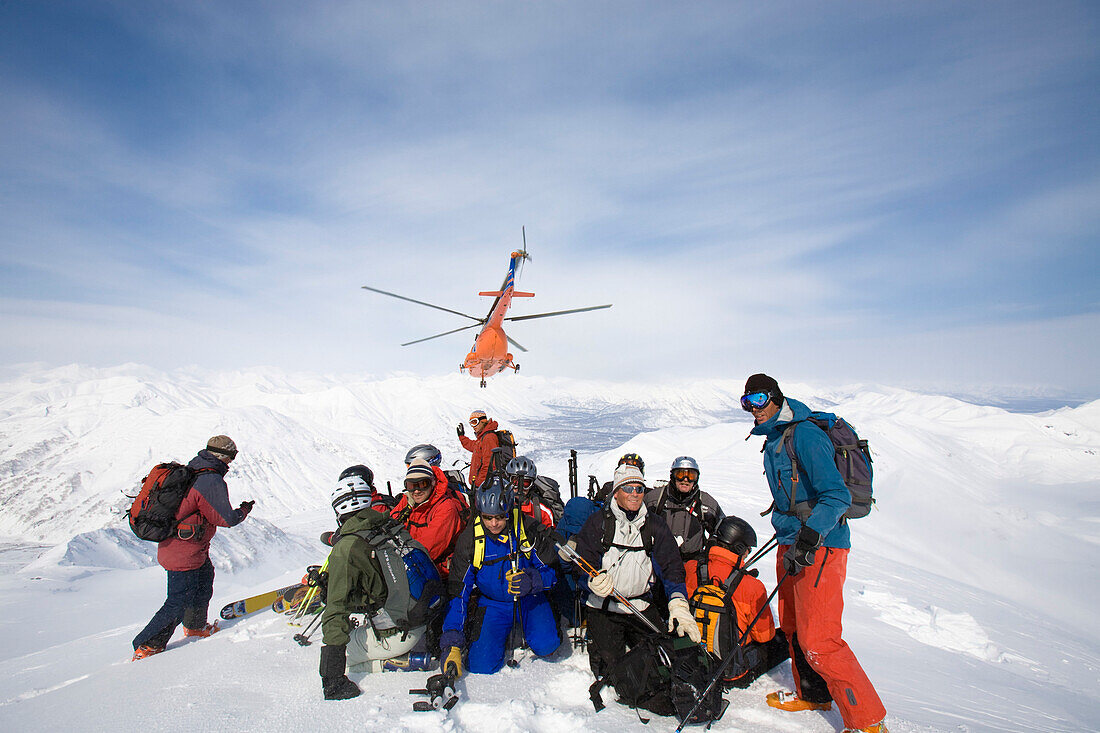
[132,435,253,660]
[572,464,700,679]
[744,373,888,733]
[645,456,725,597]
[457,409,499,488]
[439,475,563,675]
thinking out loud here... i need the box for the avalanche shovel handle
[555,541,663,636]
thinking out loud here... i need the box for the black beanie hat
[744,373,783,405]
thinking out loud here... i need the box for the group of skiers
[131,374,887,733]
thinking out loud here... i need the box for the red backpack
[127,462,211,542]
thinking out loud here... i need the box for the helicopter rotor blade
[401,322,485,347]
[504,304,612,322]
[361,285,482,322]
[505,335,528,353]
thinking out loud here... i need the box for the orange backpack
[127,462,210,542]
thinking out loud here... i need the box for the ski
[219,583,301,620]
[410,671,459,712]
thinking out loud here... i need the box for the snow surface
[0,364,1097,732]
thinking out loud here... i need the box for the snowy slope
[0,364,1097,732]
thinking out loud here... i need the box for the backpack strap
[779,422,815,521]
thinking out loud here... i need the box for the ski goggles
[672,469,699,482]
[404,478,433,493]
[470,417,485,426]
[617,482,646,494]
[509,475,535,489]
[740,391,772,412]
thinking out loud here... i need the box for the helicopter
[361,232,612,387]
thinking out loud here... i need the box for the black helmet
[405,444,442,467]
[618,452,645,475]
[712,516,757,556]
[476,475,514,516]
[338,464,375,488]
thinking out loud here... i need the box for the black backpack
[527,475,565,524]
[488,429,517,474]
[127,463,213,542]
[779,412,875,521]
[589,635,726,724]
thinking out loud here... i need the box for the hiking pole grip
[675,570,792,733]
[554,542,663,636]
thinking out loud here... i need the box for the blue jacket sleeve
[794,423,851,538]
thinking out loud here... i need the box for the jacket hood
[190,450,230,475]
[749,397,812,438]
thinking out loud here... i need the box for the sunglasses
[510,475,535,488]
[672,469,698,482]
[404,478,433,492]
[617,483,646,494]
[740,391,772,412]
[481,513,508,522]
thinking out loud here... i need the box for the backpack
[527,475,565,524]
[349,520,445,631]
[127,462,212,542]
[443,469,473,525]
[488,429,517,474]
[690,569,752,681]
[589,634,725,724]
[599,505,656,555]
[559,496,601,540]
[781,412,874,521]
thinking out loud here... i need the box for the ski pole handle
[554,542,663,636]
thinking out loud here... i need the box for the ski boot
[766,690,832,712]
[131,644,165,661]
[184,622,220,638]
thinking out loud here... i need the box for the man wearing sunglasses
[645,456,725,597]
[744,374,887,733]
[458,409,500,490]
[389,459,467,580]
[573,464,699,680]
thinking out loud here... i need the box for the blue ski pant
[133,559,215,650]
[468,593,560,674]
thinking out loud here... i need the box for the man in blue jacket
[439,475,562,675]
[745,374,887,733]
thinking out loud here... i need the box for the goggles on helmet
[672,469,698,482]
[740,391,772,412]
[509,475,535,489]
[404,478,433,492]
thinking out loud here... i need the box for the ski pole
[555,541,663,636]
[744,534,778,570]
[674,570,791,732]
[293,607,324,646]
[292,557,329,622]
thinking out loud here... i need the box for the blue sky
[1,1,1097,397]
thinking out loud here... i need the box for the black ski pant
[133,559,215,650]
[585,603,664,679]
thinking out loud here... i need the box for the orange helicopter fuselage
[461,251,528,379]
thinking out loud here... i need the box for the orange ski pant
[776,546,886,730]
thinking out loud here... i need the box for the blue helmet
[476,475,514,517]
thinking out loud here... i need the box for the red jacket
[459,419,500,489]
[521,500,555,528]
[390,465,467,577]
[703,546,775,644]
[157,451,247,571]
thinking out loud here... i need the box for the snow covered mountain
[0,364,1096,732]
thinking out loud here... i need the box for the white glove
[557,539,577,564]
[668,597,701,643]
[588,571,615,598]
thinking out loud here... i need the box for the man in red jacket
[457,409,499,489]
[132,436,253,660]
[389,459,467,579]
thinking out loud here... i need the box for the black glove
[782,526,822,575]
[319,644,361,700]
[457,422,465,437]
[239,500,254,517]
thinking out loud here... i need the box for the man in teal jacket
[745,374,887,733]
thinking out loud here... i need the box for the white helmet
[331,476,374,517]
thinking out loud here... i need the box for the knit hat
[744,373,783,404]
[206,435,238,460]
[613,464,646,492]
[469,409,487,421]
[404,459,435,485]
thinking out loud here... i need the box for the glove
[457,422,465,437]
[441,645,464,678]
[319,645,361,700]
[238,500,254,517]
[668,597,701,643]
[557,539,578,564]
[783,526,822,576]
[506,569,544,597]
[587,570,614,598]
